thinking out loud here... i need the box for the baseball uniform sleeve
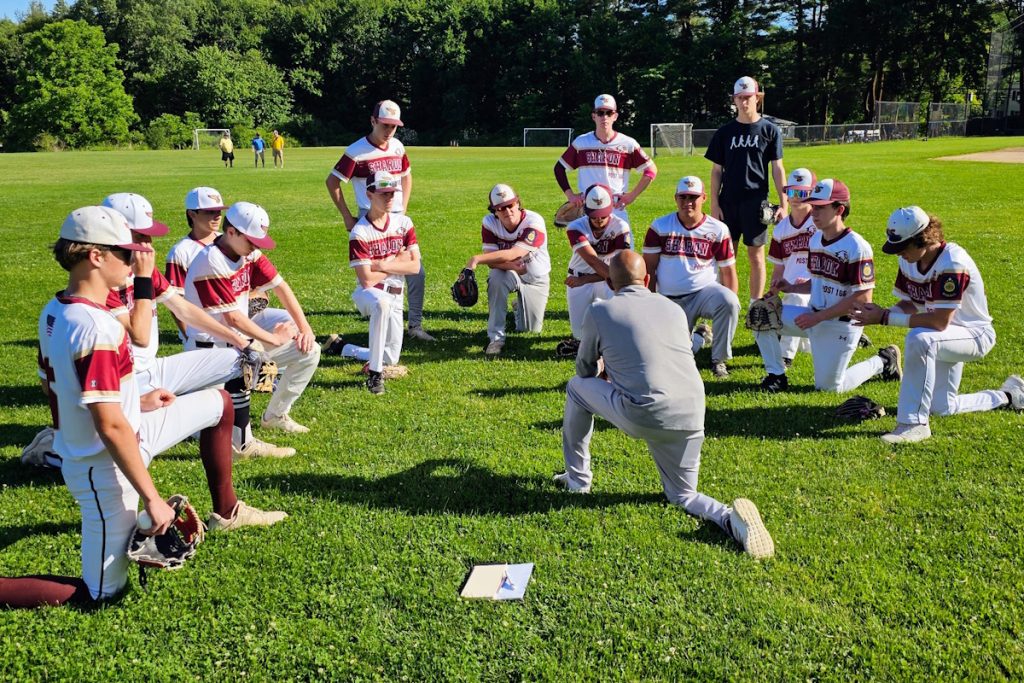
[73,326,127,405]
[559,143,580,171]
[481,219,500,253]
[567,228,590,251]
[892,269,916,303]
[404,225,420,252]
[767,235,785,265]
[164,246,188,294]
[628,145,656,178]
[848,258,876,291]
[515,227,545,252]
[250,253,283,292]
[713,233,736,267]
[106,287,130,316]
[767,123,783,161]
[153,270,174,304]
[349,232,372,268]
[332,154,357,182]
[930,270,970,308]
[642,226,663,255]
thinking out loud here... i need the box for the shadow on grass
[473,383,567,398]
[0,386,47,409]
[251,458,662,516]
[0,521,76,551]
[0,455,63,490]
[707,404,869,440]
[2,338,38,349]
[0,422,48,449]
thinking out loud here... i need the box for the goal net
[193,128,232,150]
[523,128,573,147]
[650,123,693,157]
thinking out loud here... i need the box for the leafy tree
[145,111,204,149]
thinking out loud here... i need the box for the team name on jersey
[365,157,405,174]
[583,149,625,167]
[777,231,812,256]
[364,235,407,258]
[663,235,713,258]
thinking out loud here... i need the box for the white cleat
[232,437,296,460]
[485,340,505,358]
[729,498,774,559]
[880,423,932,444]
[552,471,591,493]
[1000,375,1024,410]
[260,412,310,434]
[207,501,287,531]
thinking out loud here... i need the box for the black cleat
[878,345,902,381]
[760,373,789,393]
[365,371,385,395]
[321,333,345,356]
[858,333,873,348]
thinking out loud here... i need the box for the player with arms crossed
[1,207,284,609]
[326,100,434,342]
[554,94,657,223]
[849,206,1024,443]
[463,183,551,358]
[754,179,901,393]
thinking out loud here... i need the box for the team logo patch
[524,229,537,243]
[939,273,961,298]
[861,261,874,281]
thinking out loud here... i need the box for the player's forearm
[222,310,283,346]
[821,291,870,320]
[709,165,723,210]
[124,304,152,346]
[719,266,739,294]
[642,255,660,291]
[890,306,953,331]
[165,296,247,349]
[326,176,355,227]
[579,251,610,280]
[631,173,654,199]
[784,279,812,294]
[553,163,572,193]
[270,281,313,335]
[771,161,789,211]
[402,173,412,212]
[471,248,528,269]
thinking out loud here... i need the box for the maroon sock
[200,390,239,518]
[0,575,91,609]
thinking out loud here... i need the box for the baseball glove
[759,200,781,226]
[745,295,783,332]
[240,341,278,393]
[451,268,479,307]
[126,495,205,576]
[555,338,580,358]
[553,201,584,228]
[248,295,269,318]
[835,395,886,421]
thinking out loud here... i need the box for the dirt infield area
[935,147,1024,163]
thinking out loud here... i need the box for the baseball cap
[593,94,617,111]
[225,202,275,250]
[733,76,760,97]
[489,183,518,209]
[59,206,149,251]
[185,187,227,211]
[372,100,404,126]
[675,176,705,196]
[883,206,930,254]
[583,184,614,218]
[101,193,168,236]
[784,168,816,190]
[367,170,400,194]
[806,179,851,205]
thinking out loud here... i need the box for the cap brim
[187,205,227,212]
[376,117,403,126]
[369,187,398,195]
[882,239,912,255]
[492,199,517,209]
[676,190,703,197]
[805,197,834,205]
[242,232,276,250]
[585,205,613,218]
[131,220,169,237]
[119,242,151,252]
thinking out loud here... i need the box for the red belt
[374,283,403,296]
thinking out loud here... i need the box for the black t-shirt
[704,118,783,201]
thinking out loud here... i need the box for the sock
[199,390,239,518]
[226,376,251,448]
[0,576,91,608]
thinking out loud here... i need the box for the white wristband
[888,312,911,328]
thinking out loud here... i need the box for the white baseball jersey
[807,229,875,310]
[558,132,655,196]
[165,236,210,295]
[894,241,992,328]
[38,295,139,460]
[106,272,175,374]
[565,214,632,274]
[349,214,420,290]
[481,209,552,281]
[331,136,411,212]
[184,242,282,344]
[643,213,735,296]
[768,213,815,283]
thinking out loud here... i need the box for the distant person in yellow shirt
[219,132,235,168]
[271,130,285,168]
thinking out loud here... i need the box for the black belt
[374,283,403,295]
[196,341,215,349]
[666,292,693,300]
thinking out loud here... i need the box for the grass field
[2,138,1024,680]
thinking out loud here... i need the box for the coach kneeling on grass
[553,250,774,559]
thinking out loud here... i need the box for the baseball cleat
[320,333,346,356]
[783,357,794,369]
[729,498,774,559]
[485,340,504,358]
[552,471,591,493]
[694,323,713,348]
[20,427,60,469]
[406,326,436,342]
[710,361,729,378]
[1000,375,1024,410]
[881,423,932,444]
[261,411,310,434]
[366,371,385,394]
[360,363,408,379]
[208,501,287,531]
[878,345,902,382]
[759,373,789,393]
[858,333,873,348]
[232,437,296,460]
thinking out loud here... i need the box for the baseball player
[1,206,285,609]
[165,186,227,338]
[555,250,774,559]
[642,176,740,378]
[705,76,788,302]
[754,179,901,393]
[326,100,434,342]
[463,183,551,358]
[560,184,632,355]
[184,201,321,437]
[349,171,421,393]
[554,94,657,223]
[849,206,1024,443]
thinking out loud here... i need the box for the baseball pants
[251,307,321,417]
[135,348,241,395]
[487,269,549,343]
[667,284,740,362]
[566,280,612,339]
[61,388,225,600]
[353,286,404,372]
[756,305,882,392]
[561,376,730,530]
[780,292,811,360]
[897,324,1006,425]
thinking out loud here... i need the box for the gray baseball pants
[487,269,549,342]
[666,284,740,362]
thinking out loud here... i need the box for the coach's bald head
[608,251,648,291]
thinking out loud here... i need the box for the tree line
[0,0,1009,150]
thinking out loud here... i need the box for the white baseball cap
[101,193,169,236]
[372,100,404,126]
[675,176,705,196]
[368,170,400,194]
[583,184,614,218]
[883,206,930,255]
[488,183,518,209]
[59,206,149,251]
[593,94,617,111]
[733,76,760,97]
[185,187,227,211]
[784,168,816,191]
[225,201,275,250]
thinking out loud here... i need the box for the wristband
[888,311,911,328]
[133,277,154,300]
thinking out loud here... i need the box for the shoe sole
[880,431,931,445]
[733,498,774,559]
[883,346,903,381]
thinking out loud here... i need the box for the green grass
[2,138,1024,680]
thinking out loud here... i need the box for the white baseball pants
[487,269,549,342]
[566,280,612,339]
[251,307,321,416]
[780,292,811,360]
[135,348,240,395]
[666,284,741,363]
[352,286,404,373]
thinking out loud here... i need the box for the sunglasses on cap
[786,188,812,200]
[368,179,400,193]
[593,110,616,117]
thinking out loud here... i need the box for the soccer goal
[650,123,694,157]
[193,128,232,150]
[523,128,573,147]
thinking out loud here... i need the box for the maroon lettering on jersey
[661,234,714,259]
[809,251,843,281]
[582,150,625,168]
[779,231,812,257]
[895,271,931,304]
